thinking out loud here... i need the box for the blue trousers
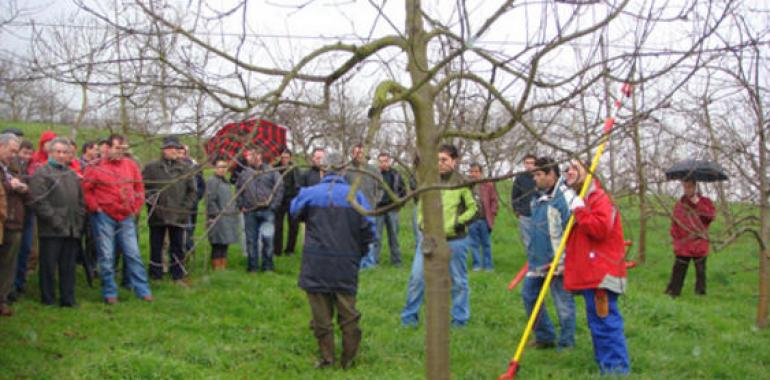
[401,236,470,327]
[244,210,275,272]
[91,212,152,299]
[468,219,493,270]
[521,275,575,348]
[582,289,630,374]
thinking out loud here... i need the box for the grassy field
[1,121,768,379]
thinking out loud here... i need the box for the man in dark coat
[273,149,301,256]
[345,144,382,269]
[511,154,537,251]
[290,151,375,369]
[29,137,86,307]
[11,139,34,301]
[0,133,28,316]
[236,145,283,272]
[298,147,325,188]
[372,152,406,267]
[142,136,198,283]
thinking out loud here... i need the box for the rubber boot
[315,334,335,369]
[341,326,361,369]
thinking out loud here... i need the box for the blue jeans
[582,289,630,374]
[91,212,152,299]
[401,236,470,327]
[468,219,493,270]
[521,275,575,348]
[518,215,533,254]
[244,210,275,271]
[372,210,402,266]
[14,209,35,291]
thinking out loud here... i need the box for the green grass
[2,120,769,378]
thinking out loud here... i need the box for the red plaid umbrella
[205,119,287,162]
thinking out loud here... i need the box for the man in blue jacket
[290,151,375,369]
[522,156,576,349]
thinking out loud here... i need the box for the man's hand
[9,178,27,193]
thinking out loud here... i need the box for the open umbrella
[665,159,728,182]
[205,119,287,162]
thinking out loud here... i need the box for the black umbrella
[665,159,728,182]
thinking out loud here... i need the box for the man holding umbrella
[664,159,724,297]
[666,179,716,296]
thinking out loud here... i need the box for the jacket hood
[34,131,58,161]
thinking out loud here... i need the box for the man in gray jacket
[237,146,283,272]
[29,137,85,306]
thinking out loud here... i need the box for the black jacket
[142,158,198,227]
[298,166,322,188]
[275,161,301,202]
[378,168,407,207]
[29,163,86,238]
[511,172,536,217]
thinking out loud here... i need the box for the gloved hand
[567,192,586,213]
[562,186,585,212]
[568,195,585,212]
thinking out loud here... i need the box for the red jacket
[478,182,499,229]
[670,194,715,257]
[564,180,627,292]
[82,157,145,222]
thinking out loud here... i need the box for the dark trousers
[274,201,299,256]
[306,292,362,367]
[14,210,35,292]
[211,244,228,260]
[39,237,78,306]
[149,225,186,280]
[666,256,707,296]
[0,231,22,305]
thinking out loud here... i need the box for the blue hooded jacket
[527,180,572,271]
[290,174,376,294]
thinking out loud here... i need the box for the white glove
[568,195,585,212]
[561,186,577,205]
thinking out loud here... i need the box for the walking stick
[498,82,632,380]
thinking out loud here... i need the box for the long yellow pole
[499,83,632,380]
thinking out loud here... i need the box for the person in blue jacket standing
[290,151,375,369]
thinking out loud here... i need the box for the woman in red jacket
[563,159,630,375]
[666,179,715,296]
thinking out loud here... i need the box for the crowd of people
[0,128,718,374]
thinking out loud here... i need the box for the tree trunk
[406,1,451,379]
[754,49,769,328]
[632,86,647,263]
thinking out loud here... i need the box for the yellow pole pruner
[498,81,633,380]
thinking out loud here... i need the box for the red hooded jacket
[28,131,57,175]
[670,194,715,257]
[564,180,627,292]
[82,157,145,222]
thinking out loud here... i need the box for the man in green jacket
[401,144,477,328]
[142,136,198,283]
